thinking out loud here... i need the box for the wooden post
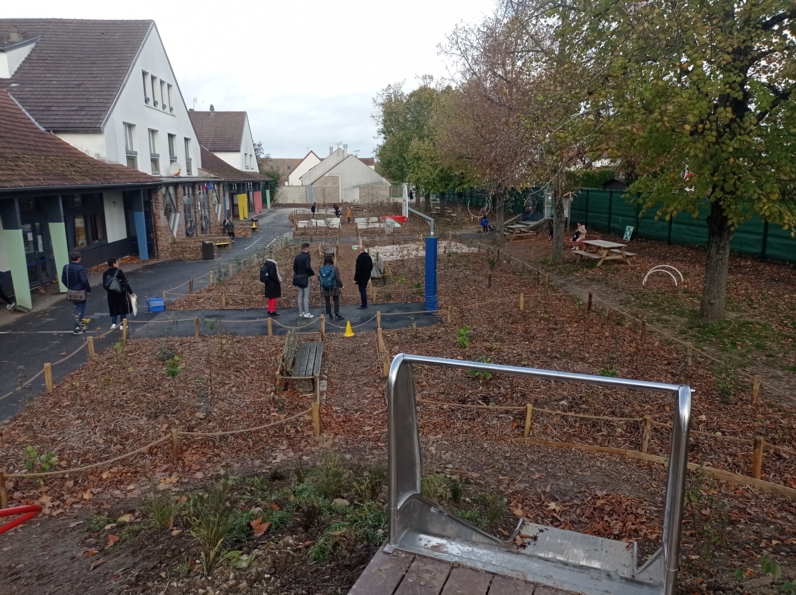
[221,292,227,309]
[267,317,273,337]
[382,352,390,378]
[162,290,167,302]
[752,376,762,405]
[314,374,321,403]
[0,470,8,509]
[447,305,452,323]
[228,264,233,277]
[752,437,764,479]
[377,327,386,353]
[519,293,525,312]
[372,286,377,305]
[641,416,652,453]
[320,314,326,340]
[86,337,95,359]
[122,318,128,341]
[587,293,593,312]
[376,311,382,329]
[640,320,647,341]
[194,317,200,338]
[312,402,321,436]
[523,404,533,439]
[189,278,194,294]
[497,249,501,262]
[209,271,214,284]
[171,429,180,463]
[44,363,53,392]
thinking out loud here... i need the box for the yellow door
[237,194,248,220]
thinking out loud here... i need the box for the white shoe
[303,312,314,319]
[6,303,14,310]
[110,323,117,331]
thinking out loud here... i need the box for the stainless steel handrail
[387,353,691,595]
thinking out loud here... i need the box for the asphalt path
[0,209,293,420]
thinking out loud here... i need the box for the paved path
[0,209,293,421]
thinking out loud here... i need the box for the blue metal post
[424,236,438,311]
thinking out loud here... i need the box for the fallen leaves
[106,534,120,548]
[250,517,271,538]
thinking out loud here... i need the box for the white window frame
[151,74,159,107]
[167,84,173,112]
[142,71,150,104]
[148,129,159,175]
[160,80,167,111]
[124,123,137,168]
[168,133,177,163]
[184,138,192,176]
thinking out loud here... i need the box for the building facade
[189,107,259,173]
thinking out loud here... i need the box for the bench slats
[572,249,602,259]
[294,341,323,377]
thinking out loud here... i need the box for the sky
[6,0,496,158]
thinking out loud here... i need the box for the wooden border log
[267,318,273,337]
[524,404,533,438]
[320,314,326,341]
[86,337,95,359]
[122,319,128,341]
[189,278,194,294]
[44,363,53,392]
[0,470,8,509]
[312,402,321,436]
[171,429,180,462]
[587,293,593,312]
[752,376,762,405]
[519,293,525,312]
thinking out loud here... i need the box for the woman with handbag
[103,258,134,331]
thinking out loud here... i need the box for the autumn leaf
[270,503,280,511]
[82,490,93,500]
[250,517,270,537]
[514,535,524,546]
[107,534,120,548]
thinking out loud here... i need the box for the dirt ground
[2,245,796,594]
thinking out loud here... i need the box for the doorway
[18,199,54,287]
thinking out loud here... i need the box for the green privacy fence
[569,189,795,263]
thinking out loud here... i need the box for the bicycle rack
[0,505,43,536]
[387,354,691,595]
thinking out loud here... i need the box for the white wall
[288,152,321,186]
[103,191,127,243]
[55,133,108,161]
[215,152,242,169]
[102,24,200,177]
[301,148,348,185]
[322,155,389,203]
[239,114,258,171]
[0,40,37,78]
[0,216,9,271]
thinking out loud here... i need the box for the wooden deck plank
[487,575,534,595]
[439,566,492,595]
[394,556,451,595]
[311,342,324,376]
[348,549,413,595]
[293,343,314,377]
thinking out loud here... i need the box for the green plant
[352,466,386,503]
[113,341,125,355]
[684,468,729,563]
[185,481,237,575]
[598,365,619,377]
[24,446,58,473]
[311,452,350,500]
[421,474,450,501]
[782,581,796,594]
[457,326,471,349]
[158,340,177,362]
[17,366,28,389]
[85,514,111,533]
[760,555,783,579]
[165,355,183,378]
[142,491,177,529]
[477,493,506,527]
[412,282,422,290]
[469,355,493,381]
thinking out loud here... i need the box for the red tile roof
[0,19,153,132]
[259,158,303,184]
[0,90,157,190]
[199,146,270,182]
[189,110,247,152]
[358,157,376,166]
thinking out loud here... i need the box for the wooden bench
[610,248,637,257]
[572,249,602,260]
[215,241,231,249]
[277,330,323,395]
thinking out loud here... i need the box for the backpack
[318,265,337,290]
[259,264,270,284]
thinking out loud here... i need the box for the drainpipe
[407,207,438,311]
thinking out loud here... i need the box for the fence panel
[609,191,638,237]
[636,202,671,242]
[731,213,765,257]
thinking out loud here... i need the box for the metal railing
[387,354,691,595]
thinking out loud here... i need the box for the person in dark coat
[261,258,282,317]
[102,258,134,331]
[293,243,315,318]
[318,253,344,321]
[354,247,373,309]
[62,251,91,335]
[310,203,316,219]
[223,217,236,244]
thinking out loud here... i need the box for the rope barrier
[0,340,89,403]
[4,409,312,479]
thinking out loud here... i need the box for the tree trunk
[495,196,505,236]
[455,192,463,226]
[424,192,431,213]
[699,202,734,321]
[551,193,566,263]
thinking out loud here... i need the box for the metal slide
[386,354,691,595]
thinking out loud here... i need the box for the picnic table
[573,239,636,266]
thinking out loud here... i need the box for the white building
[288,151,322,186]
[301,147,389,203]
[189,107,259,172]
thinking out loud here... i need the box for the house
[189,106,259,173]
[260,157,304,186]
[300,147,389,204]
[199,147,270,220]
[0,90,158,311]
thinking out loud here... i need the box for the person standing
[102,258,134,331]
[332,203,341,218]
[354,247,373,309]
[480,215,490,234]
[318,254,344,321]
[346,206,353,224]
[310,203,316,218]
[260,257,282,317]
[62,251,91,335]
[223,217,236,244]
[292,243,315,318]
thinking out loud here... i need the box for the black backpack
[259,263,270,284]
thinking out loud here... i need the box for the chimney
[329,146,333,155]
[209,104,215,112]
[9,27,22,43]
[343,144,348,155]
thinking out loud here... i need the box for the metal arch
[643,265,685,287]
[386,354,691,595]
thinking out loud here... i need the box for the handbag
[66,289,86,302]
[292,274,308,288]
[129,293,138,317]
[104,270,124,294]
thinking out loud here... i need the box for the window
[124,123,137,169]
[160,81,167,111]
[184,138,192,176]
[65,194,106,250]
[149,129,160,175]
[151,75,159,107]
[73,215,87,249]
[163,186,180,237]
[89,213,106,242]
[167,84,173,112]
[183,185,196,237]
[142,71,150,104]
[168,134,177,163]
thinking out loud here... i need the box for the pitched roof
[358,157,375,167]
[260,158,303,184]
[198,146,269,182]
[0,19,153,132]
[189,110,247,152]
[0,90,157,190]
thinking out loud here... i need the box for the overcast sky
[7,0,496,158]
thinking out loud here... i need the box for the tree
[565,0,796,320]
[253,141,264,160]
